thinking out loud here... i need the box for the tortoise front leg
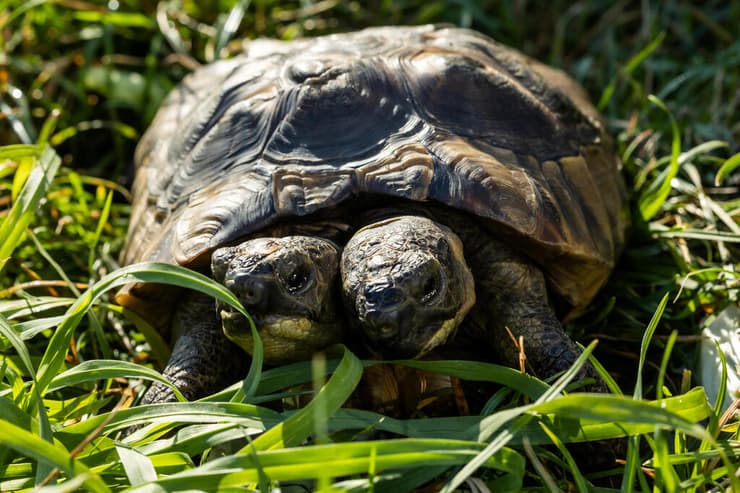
[463,235,604,390]
[141,292,250,404]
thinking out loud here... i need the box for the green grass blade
[73,10,156,28]
[129,439,522,490]
[0,296,74,318]
[236,309,263,403]
[213,0,250,59]
[55,402,282,447]
[28,231,81,297]
[707,339,728,439]
[328,408,481,439]
[245,344,363,451]
[598,32,665,110]
[653,428,681,492]
[442,342,597,492]
[333,387,703,449]
[0,420,110,492]
[115,445,157,486]
[0,314,36,380]
[536,421,588,493]
[134,424,257,458]
[252,358,341,396]
[622,436,641,493]
[635,293,669,400]
[31,474,95,493]
[0,313,55,482]
[87,189,114,270]
[656,331,678,400]
[638,96,682,220]
[389,359,549,399]
[36,108,61,147]
[529,391,712,441]
[0,144,41,161]
[47,360,185,401]
[3,0,51,26]
[30,262,257,408]
[715,151,740,185]
[0,396,34,441]
[0,144,61,272]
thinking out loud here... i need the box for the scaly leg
[141,292,250,404]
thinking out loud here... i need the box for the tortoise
[117,24,626,404]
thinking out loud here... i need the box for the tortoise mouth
[219,305,342,364]
[365,317,458,359]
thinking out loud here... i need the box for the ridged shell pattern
[122,25,625,310]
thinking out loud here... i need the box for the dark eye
[282,263,313,294]
[420,272,442,304]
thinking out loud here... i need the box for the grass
[1,0,738,491]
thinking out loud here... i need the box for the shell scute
[121,25,626,313]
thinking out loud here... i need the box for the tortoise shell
[120,24,626,315]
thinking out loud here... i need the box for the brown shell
[120,25,626,313]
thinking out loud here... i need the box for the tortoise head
[211,236,343,364]
[341,215,475,358]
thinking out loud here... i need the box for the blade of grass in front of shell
[29,262,260,409]
[128,439,524,491]
[244,344,363,452]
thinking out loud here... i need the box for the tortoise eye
[420,271,442,304]
[280,262,314,295]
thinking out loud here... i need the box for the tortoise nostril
[227,274,265,307]
[242,286,262,305]
[362,312,400,340]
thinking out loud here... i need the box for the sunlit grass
[1,0,738,491]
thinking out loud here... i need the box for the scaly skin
[141,292,248,403]
[456,220,603,388]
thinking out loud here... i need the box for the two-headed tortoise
[117,24,626,404]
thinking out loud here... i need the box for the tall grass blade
[30,262,259,409]
[115,445,157,485]
[87,190,114,271]
[325,387,709,444]
[128,439,521,490]
[48,360,185,401]
[634,293,669,400]
[597,32,665,110]
[0,314,36,380]
[0,144,61,272]
[442,342,597,492]
[537,422,588,493]
[0,421,109,492]
[656,331,678,400]
[244,344,362,451]
[715,151,740,185]
[213,0,250,58]
[638,96,681,220]
[624,293,669,491]
[0,313,55,482]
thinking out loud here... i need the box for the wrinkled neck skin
[350,204,600,385]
